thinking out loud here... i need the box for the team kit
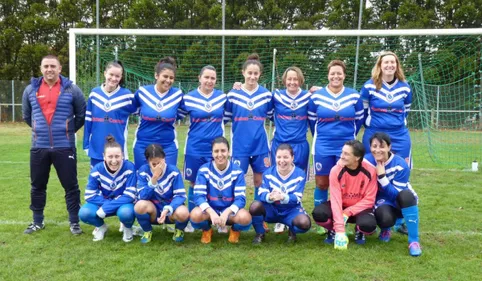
[22,52,421,257]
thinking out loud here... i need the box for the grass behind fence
[0,123,481,281]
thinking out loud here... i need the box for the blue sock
[395,217,404,227]
[135,213,153,232]
[252,215,265,234]
[232,222,251,232]
[401,205,420,243]
[254,187,260,201]
[188,187,195,212]
[314,188,328,207]
[191,220,211,231]
[292,225,309,234]
[175,219,189,231]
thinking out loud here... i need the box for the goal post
[69,28,482,168]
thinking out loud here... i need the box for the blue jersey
[364,153,417,208]
[361,79,412,130]
[83,86,135,160]
[137,163,186,215]
[272,89,311,143]
[193,161,246,214]
[258,165,306,212]
[308,87,364,156]
[133,85,183,152]
[84,160,137,214]
[179,88,226,157]
[225,85,273,157]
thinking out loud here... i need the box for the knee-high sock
[190,220,211,231]
[314,188,328,207]
[232,222,251,232]
[135,213,152,232]
[254,187,260,201]
[401,206,419,243]
[252,215,265,234]
[394,217,404,227]
[188,187,195,212]
[175,219,189,230]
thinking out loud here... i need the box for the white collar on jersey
[286,88,302,99]
[101,84,120,97]
[155,85,169,98]
[198,87,214,99]
[325,85,345,98]
[276,164,296,181]
[103,160,124,178]
[214,160,231,175]
[241,84,259,95]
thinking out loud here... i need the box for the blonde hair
[371,51,406,90]
[281,66,305,86]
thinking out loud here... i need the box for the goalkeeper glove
[334,232,349,250]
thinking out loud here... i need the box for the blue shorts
[363,127,412,168]
[152,201,178,224]
[271,139,310,173]
[262,203,307,228]
[313,155,340,176]
[232,153,270,174]
[184,154,213,182]
[133,141,178,170]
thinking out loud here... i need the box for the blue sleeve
[223,94,233,124]
[360,85,370,126]
[168,172,187,212]
[307,98,317,135]
[22,86,32,127]
[258,174,272,203]
[404,85,412,119]
[231,172,247,211]
[193,171,209,209]
[137,170,155,200]
[84,170,105,206]
[354,94,365,135]
[101,171,137,214]
[83,96,93,150]
[177,96,188,120]
[132,89,141,115]
[72,85,86,132]
[378,165,410,202]
[267,92,274,121]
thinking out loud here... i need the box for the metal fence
[0,80,29,122]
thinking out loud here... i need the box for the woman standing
[83,61,135,167]
[308,60,364,230]
[132,57,184,170]
[361,51,413,167]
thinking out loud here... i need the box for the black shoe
[324,230,335,244]
[252,233,265,245]
[354,229,366,245]
[24,222,45,234]
[286,231,297,243]
[70,223,83,235]
[395,223,409,235]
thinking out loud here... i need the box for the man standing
[22,55,86,235]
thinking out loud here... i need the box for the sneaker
[324,230,335,244]
[263,222,270,233]
[201,228,213,244]
[24,222,45,234]
[184,221,195,233]
[409,242,422,257]
[354,229,366,245]
[132,225,144,237]
[218,225,229,234]
[286,230,297,243]
[70,223,83,235]
[274,223,287,234]
[93,224,108,242]
[394,223,409,235]
[140,231,152,244]
[173,229,185,242]
[166,224,175,233]
[228,229,240,244]
[316,226,327,235]
[122,227,133,243]
[379,229,392,242]
[119,222,124,232]
[252,233,265,245]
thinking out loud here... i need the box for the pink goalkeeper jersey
[329,161,377,233]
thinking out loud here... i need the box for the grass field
[0,123,481,281]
